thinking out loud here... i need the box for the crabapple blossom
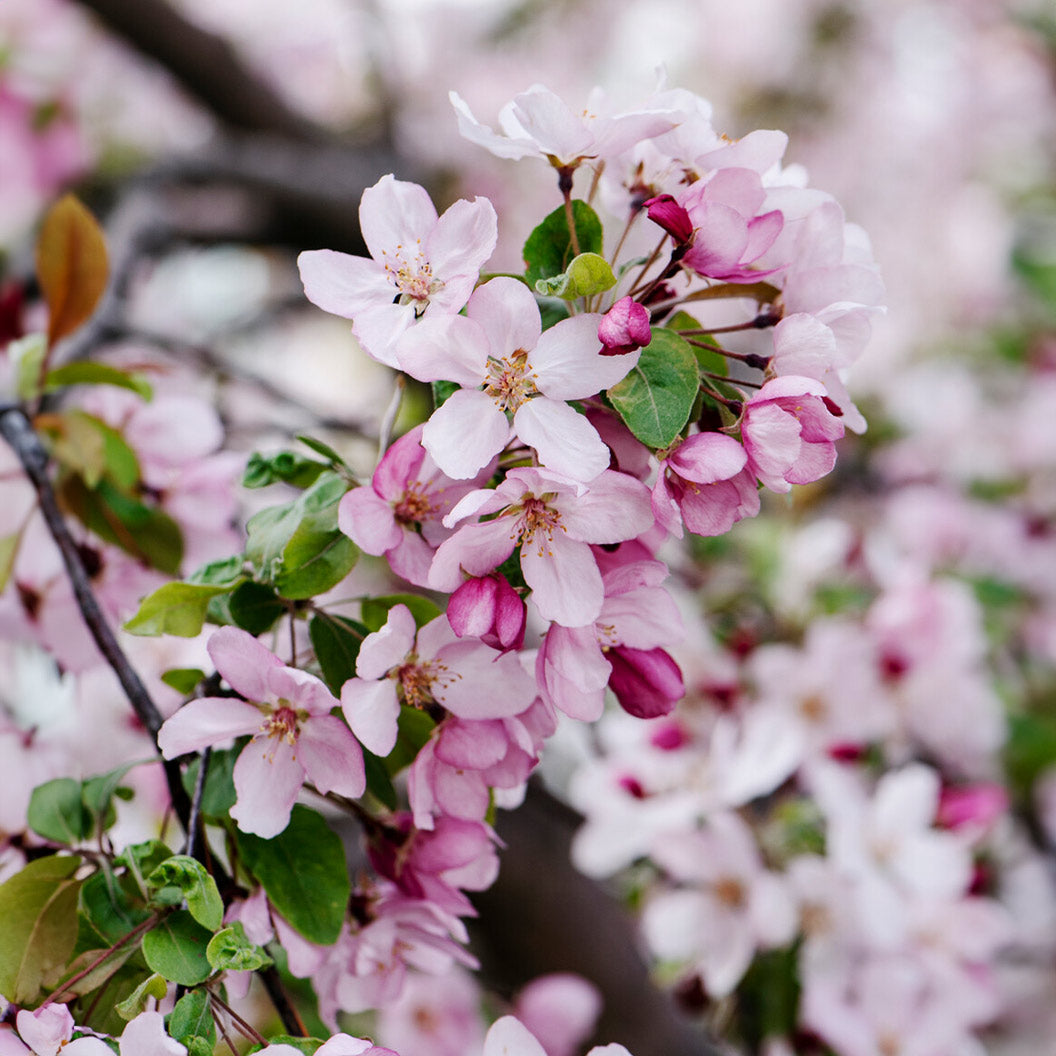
[9,1006,110,1056]
[395,277,638,482]
[597,296,650,356]
[447,573,526,652]
[340,603,536,756]
[158,626,365,837]
[339,424,493,587]
[431,467,654,627]
[298,174,497,367]
[482,1016,633,1056]
[740,375,845,493]
[450,84,678,170]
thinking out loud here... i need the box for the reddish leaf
[36,194,109,347]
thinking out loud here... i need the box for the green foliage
[607,328,700,447]
[735,944,802,1049]
[1006,712,1056,802]
[666,311,727,376]
[523,200,604,288]
[360,593,442,633]
[206,922,273,972]
[11,333,47,401]
[44,362,152,399]
[296,434,354,475]
[385,706,437,776]
[169,988,217,1048]
[29,763,138,845]
[431,379,460,409]
[124,580,240,637]
[243,450,330,490]
[181,746,239,818]
[141,910,213,986]
[0,855,83,1004]
[236,805,350,946]
[161,667,206,693]
[245,471,358,600]
[114,972,167,1021]
[258,1038,325,1054]
[79,870,152,947]
[147,856,224,931]
[308,612,367,694]
[228,580,287,635]
[534,252,616,300]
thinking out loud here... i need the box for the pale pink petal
[351,302,415,368]
[436,719,509,768]
[450,92,539,161]
[339,488,401,555]
[784,439,837,484]
[483,1016,549,1056]
[340,678,400,756]
[356,604,417,679]
[531,314,636,400]
[158,697,263,758]
[556,471,654,543]
[668,433,747,484]
[394,314,489,386]
[422,390,511,479]
[119,1011,186,1056]
[208,625,286,702]
[508,87,595,162]
[742,403,801,492]
[522,534,603,627]
[426,198,499,310]
[466,277,541,360]
[514,399,611,482]
[436,643,537,718]
[297,250,392,318]
[300,714,366,799]
[429,519,519,592]
[387,531,438,588]
[359,175,438,261]
[372,425,427,500]
[16,1007,72,1056]
[0,1029,31,1056]
[60,1040,113,1056]
[266,665,340,717]
[230,736,304,838]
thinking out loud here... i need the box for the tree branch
[0,403,192,829]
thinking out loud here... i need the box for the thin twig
[184,746,211,859]
[0,404,192,831]
[258,964,308,1037]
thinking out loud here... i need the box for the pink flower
[740,375,845,493]
[651,432,758,538]
[598,296,651,356]
[340,604,536,756]
[158,627,365,838]
[483,1017,633,1056]
[450,84,677,169]
[396,277,637,482]
[11,1006,111,1056]
[298,175,497,367]
[430,467,654,628]
[537,558,682,721]
[339,425,492,587]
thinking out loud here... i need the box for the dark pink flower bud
[447,573,526,652]
[644,193,694,243]
[607,645,684,718]
[936,783,1009,830]
[598,295,651,356]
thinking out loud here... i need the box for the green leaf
[79,869,150,946]
[523,200,603,288]
[147,856,224,931]
[114,972,167,1021]
[0,528,24,594]
[308,612,367,695]
[169,988,216,1046]
[81,761,140,827]
[431,379,459,409]
[142,910,213,986]
[125,580,241,637]
[28,778,92,844]
[534,252,616,300]
[363,749,398,811]
[188,555,246,587]
[228,580,287,635]
[206,922,272,972]
[161,667,206,694]
[0,854,83,1004]
[273,508,358,600]
[236,805,350,946]
[243,450,329,490]
[360,594,442,633]
[44,362,152,399]
[1006,712,1056,800]
[59,473,183,575]
[665,311,727,376]
[10,333,47,401]
[296,434,353,474]
[607,328,700,448]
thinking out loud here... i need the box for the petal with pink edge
[356,604,417,680]
[230,736,304,839]
[531,314,637,400]
[297,250,391,318]
[522,533,603,628]
[300,714,366,799]
[465,277,541,361]
[339,488,400,555]
[422,390,511,480]
[207,625,285,702]
[514,399,611,482]
[358,175,438,262]
[340,678,400,756]
[158,697,263,758]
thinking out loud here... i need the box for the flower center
[381,241,444,316]
[393,657,459,710]
[484,350,538,412]
[262,703,300,745]
[712,875,746,909]
[514,494,565,556]
[393,483,437,526]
